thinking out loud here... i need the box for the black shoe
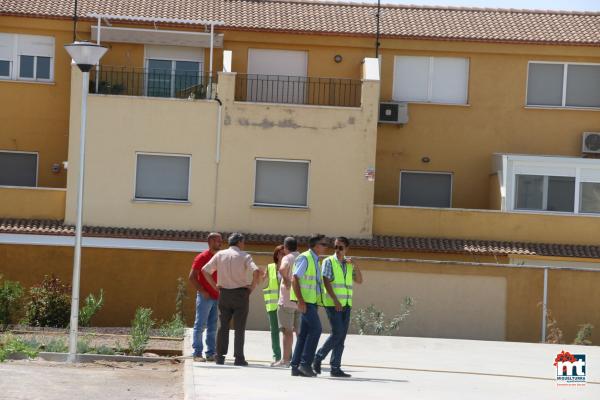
[291,368,300,376]
[298,365,317,377]
[215,356,225,365]
[312,359,322,375]
[234,359,248,366]
[330,369,351,378]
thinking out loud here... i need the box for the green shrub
[90,80,126,95]
[20,337,41,350]
[0,276,24,330]
[158,314,185,338]
[0,334,39,362]
[352,297,414,335]
[79,289,104,327]
[45,336,94,354]
[25,275,71,328]
[44,338,68,353]
[114,341,126,355]
[93,345,116,355]
[573,323,594,346]
[77,337,92,354]
[129,307,154,356]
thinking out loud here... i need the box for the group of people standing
[189,232,363,377]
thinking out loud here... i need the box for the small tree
[158,278,187,338]
[79,289,104,327]
[129,307,154,356]
[352,297,414,335]
[175,277,187,321]
[0,276,24,330]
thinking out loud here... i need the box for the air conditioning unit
[582,132,600,154]
[379,102,408,124]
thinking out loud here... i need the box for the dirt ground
[0,359,183,400]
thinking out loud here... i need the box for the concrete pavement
[184,329,600,400]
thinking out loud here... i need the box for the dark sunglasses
[335,245,345,251]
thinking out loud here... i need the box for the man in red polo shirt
[188,232,222,362]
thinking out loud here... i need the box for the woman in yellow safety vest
[262,244,284,364]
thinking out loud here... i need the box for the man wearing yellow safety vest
[313,236,363,378]
[262,245,284,365]
[290,234,329,377]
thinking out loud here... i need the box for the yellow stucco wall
[0,186,65,219]
[65,66,219,231]
[204,30,600,208]
[64,69,379,237]
[2,16,600,211]
[2,243,599,343]
[375,42,600,208]
[213,72,378,237]
[373,205,600,246]
[0,17,76,188]
[488,173,502,210]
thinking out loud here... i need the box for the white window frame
[144,58,204,97]
[392,55,470,105]
[0,149,39,187]
[513,174,576,212]
[0,34,55,82]
[398,170,453,208]
[525,61,600,110]
[253,158,310,209]
[504,155,600,216]
[17,54,54,82]
[0,59,11,80]
[133,151,192,203]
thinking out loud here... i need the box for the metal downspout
[212,97,222,230]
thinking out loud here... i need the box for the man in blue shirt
[290,234,328,377]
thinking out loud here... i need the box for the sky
[324,0,600,12]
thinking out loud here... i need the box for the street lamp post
[64,41,107,363]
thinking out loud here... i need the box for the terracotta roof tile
[0,0,599,45]
[2,218,600,258]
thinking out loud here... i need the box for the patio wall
[373,205,600,246]
[0,186,66,219]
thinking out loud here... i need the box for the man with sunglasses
[290,234,328,377]
[313,236,363,378]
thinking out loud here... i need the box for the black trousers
[217,288,250,360]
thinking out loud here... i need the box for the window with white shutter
[393,56,469,104]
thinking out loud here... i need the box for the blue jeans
[291,303,322,369]
[192,292,218,357]
[315,306,351,371]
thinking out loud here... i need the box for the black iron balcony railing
[89,66,218,100]
[235,74,361,107]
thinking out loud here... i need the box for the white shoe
[271,360,290,368]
